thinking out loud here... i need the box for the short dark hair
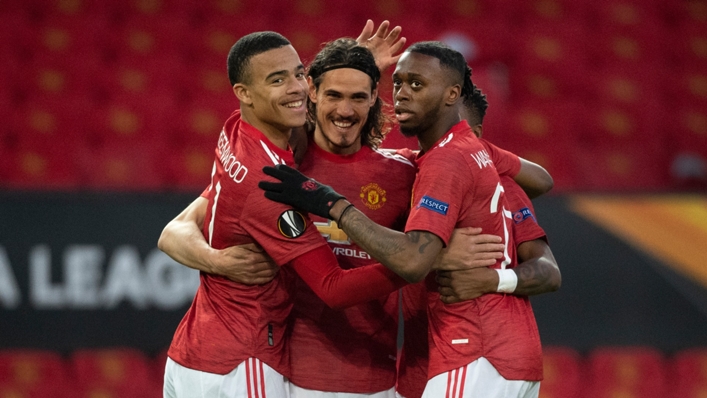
[406,41,474,99]
[307,38,390,149]
[227,31,291,86]
[463,83,489,125]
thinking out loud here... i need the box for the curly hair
[463,83,489,125]
[306,38,392,149]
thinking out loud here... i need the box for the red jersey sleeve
[481,139,521,177]
[200,186,210,198]
[501,176,547,245]
[405,150,471,246]
[240,190,329,266]
[289,245,407,309]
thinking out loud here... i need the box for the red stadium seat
[539,346,582,398]
[588,1,663,32]
[436,19,516,66]
[515,0,590,24]
[672,106,707,158]
[0,350,73,398]
[668,69,707,107]
[70,348,158,398]
[667,22,707,69]
[668,348,707,398]
[495,102,584,191]
[585,346,667,398]
[164,140,216,191]
[587,28,669,70]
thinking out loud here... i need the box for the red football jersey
[397,172,547,398]
[168,110,329,376]
[288,141,416,392]
[404,121,542,382]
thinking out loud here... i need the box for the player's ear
[307,76,317,103]
[233,83,253,105]
[445,84,461,106]
[472,124,483,138]
[369,87,378,107]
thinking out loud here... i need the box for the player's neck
[417,115,461,152]
[241,111,291,150]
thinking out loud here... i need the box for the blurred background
[0,0,706,397]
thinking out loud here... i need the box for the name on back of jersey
[217,129,248,183]
[470,149,493,169]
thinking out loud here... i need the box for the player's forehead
[248,45,303,81]
[318,68,373,94]
[393,51,443,80]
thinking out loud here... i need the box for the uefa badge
[360,183,386,210]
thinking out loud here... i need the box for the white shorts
[421,357,540,398]
[164,357,289,398]
[290,384,395,398]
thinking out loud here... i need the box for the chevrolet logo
[314,220,350,244]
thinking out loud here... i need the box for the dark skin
[436,238,561,303]
[330,51,562,297]
[329,51,464,283]
[433,103,562,303]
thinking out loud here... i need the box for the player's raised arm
[157,196,279,285]
[355,19,406,72]
[259,164,443,283]
[514,158,554,199]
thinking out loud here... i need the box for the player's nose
[337,99,355,117]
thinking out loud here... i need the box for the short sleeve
[482,139,521,178]
[501,176,547,245]
[404,150,470,245]
[240,190,328,266]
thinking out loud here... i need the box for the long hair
[306,38,392,149]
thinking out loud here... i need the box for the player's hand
[355,19,406,72]
[432,227,504,271]
[212,243,279,285]
[259,164,345,220]
[436,268,498,304]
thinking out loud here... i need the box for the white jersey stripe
[261,140,284,165]
[374,148,415,167]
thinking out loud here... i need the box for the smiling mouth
[333,120,354,128]
[284,100,304,108]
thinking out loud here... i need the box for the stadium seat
[70,348,158,398]
[585,346,667,398]
[0,350,72,398]
[668,348,707,398]
[588,1,663,32]
[539,346,582,398]
[668,69,707,107]
[515,0,590,24]
[436,18,516,66]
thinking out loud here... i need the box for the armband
[495,268,518,293]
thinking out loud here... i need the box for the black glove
[258,164,345,220]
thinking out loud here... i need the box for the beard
[315,117,359,149]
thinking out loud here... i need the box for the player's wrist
[495,268,518,293]
[329,199,352,223]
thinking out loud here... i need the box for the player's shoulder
[371,147,416,169]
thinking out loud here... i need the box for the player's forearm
[513,240,561,296]
[290,245,406,309]
[158,220,218,274]
[514,158,554,199]
[332,201,441,283]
